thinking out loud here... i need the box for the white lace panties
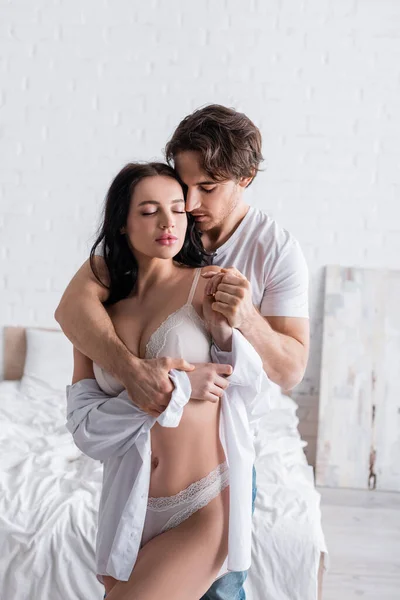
[140,461,230,548]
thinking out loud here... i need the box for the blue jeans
[104,465,257,599]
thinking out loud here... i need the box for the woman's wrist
[210,323,233,352]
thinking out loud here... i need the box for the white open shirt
[65,329,271,584]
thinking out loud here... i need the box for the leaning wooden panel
[373,271,400,491]
[316,266,400,492]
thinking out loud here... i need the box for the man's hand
[122,358,232,417]
[187,363,233,403]
[202,267,255,329]
[121,358,233,417]
[122,357,195,417]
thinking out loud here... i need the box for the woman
[67,162,264,599]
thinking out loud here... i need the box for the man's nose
[185,189,202,213]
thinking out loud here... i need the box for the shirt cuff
[156,369,192,428]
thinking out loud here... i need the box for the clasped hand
[201,266,254,330]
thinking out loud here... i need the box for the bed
[0,326,326,600]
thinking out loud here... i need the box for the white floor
[319,487,400,600]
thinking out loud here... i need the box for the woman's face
[123,175,188,261]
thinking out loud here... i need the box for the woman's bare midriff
[148,397,226,497]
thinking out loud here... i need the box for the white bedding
[0,380,326,600]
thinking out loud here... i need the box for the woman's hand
[202,270,233,351]
[187,363,233,403]
[202,271,230,329]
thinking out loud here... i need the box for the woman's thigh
[105,485,229,600]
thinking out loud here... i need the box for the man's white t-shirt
[94,206,309,318]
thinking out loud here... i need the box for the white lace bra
[93,268,212,395]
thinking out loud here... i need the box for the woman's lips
[155,237,178,246]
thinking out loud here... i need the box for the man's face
[174,151,244,233]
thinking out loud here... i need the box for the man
[56,104,324,599]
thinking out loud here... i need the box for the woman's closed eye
[141,211,186,216]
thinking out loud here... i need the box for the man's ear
[239,168,256,188]
[239,175,254,189]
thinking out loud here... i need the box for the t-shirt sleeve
[260,238,309,318]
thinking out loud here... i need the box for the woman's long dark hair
[90,162,212,305]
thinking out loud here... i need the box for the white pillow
[20,328,73,395]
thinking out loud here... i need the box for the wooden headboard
[1,326,59,381]
[2,327,26,380]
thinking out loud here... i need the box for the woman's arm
[211,328,264,390]
[67,344,151,461]
[202,267,233,352]
[66,356,192,462]
[209,323,233,352]
[66,381,154,461]
[72,346,95,384]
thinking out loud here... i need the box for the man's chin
[195,220,213,233]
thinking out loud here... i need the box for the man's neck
[201,204,250,252]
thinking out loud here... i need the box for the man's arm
[202,247,310,391]
[55,256,194,413]
[238,313,309,391]
[55,256,136,381]
[209,277,308,390]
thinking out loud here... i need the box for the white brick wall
[1,0,399,464]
